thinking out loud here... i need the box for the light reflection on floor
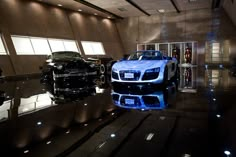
[0,67,235,157]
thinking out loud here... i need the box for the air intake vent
[118,8,127,11]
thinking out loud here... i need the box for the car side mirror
[46,55,51,59]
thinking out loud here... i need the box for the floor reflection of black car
[111,82,177,110]
[43,78,96,103]
[40,51,100,83]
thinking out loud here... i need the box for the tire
[162,67,168,87]
[100,75,106,84]
[100,64,105,74]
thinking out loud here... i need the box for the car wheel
[100,75,106,84]
[100,64,105,74]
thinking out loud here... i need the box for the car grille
[119,70,140,81]
[120,96,141,107]
[142,96,160,107]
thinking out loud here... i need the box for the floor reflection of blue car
[112,81,177,110]
[112,91,167,110]
[111,50,178,85]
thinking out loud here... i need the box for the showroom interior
[0,0,236,157]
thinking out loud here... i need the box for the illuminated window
[211,42,220,62]
[11,35,80,55]
[48,39,65,52]
[12,36,34,55]
[49,39,79,52]
[0,35,7,55]
[63,40,78,52]
[30,37,51,55]
[81,41,105,55]
[0,100,11,121]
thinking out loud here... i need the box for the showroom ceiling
[33,0,215,19]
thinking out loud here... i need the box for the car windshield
[51,51,82,60]
[128,51,163,60]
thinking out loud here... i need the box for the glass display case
[137,41,197,66]
[178,67,197,93]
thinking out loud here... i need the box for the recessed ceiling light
[57,4,62,7]
[158,9,165,13]
[24,150,29,154]
[78,9,82,12]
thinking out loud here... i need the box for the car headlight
[56,65,63,70]
[145,67,160,73]
[90,64,95,68]
[112,68,118,72]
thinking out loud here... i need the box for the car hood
[112,60,166,71]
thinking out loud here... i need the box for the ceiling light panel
[132,0,176,14]
[84,0,144,17]
[175,0,211,11]
[32,0,109,18]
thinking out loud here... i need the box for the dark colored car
[40,51,100,83]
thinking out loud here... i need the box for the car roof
[51,51,80,54]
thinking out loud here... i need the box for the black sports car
[40,51,100,83]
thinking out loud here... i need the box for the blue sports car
[111,50,178,85]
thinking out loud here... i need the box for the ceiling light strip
[125,0,150,16]
[170,0,180,13]
[74,0,123,19]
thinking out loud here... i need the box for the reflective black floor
[0,67,235,157]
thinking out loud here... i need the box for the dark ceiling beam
[212,0,221,9]
[74,0,123,19]
[125,0,150,16]
[170,0,180,13]
[211,0,216,9]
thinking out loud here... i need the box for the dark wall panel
[0,0,124,76]
[115,9,236,65]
